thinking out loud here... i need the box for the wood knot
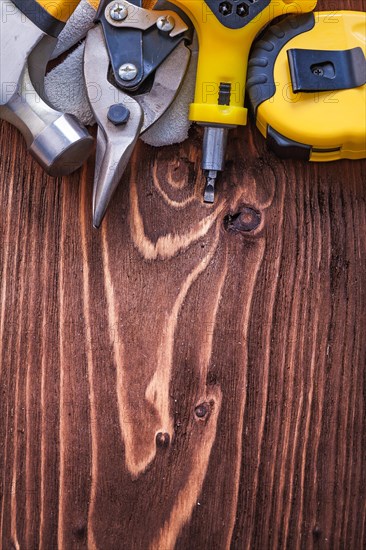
[312,525,322,540]
[224,207,261,233]
[195,402,212,420]
[72,522,87,540]
[156,432,170,448]
[207,372,217,386]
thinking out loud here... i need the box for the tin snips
[83,0,193,227]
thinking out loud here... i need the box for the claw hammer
[166,0,317,201]
[0,0,94,175]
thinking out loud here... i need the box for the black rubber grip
[204,0,270,30]
[11,0,65,37]
[246,13,315,114]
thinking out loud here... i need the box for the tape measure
[247,11,366,161]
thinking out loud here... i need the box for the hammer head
[0,0,93,176]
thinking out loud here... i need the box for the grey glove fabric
[50,0,96,59]
[46,43,95,126]
[141,42,197,146]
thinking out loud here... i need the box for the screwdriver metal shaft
[202,126,229,203]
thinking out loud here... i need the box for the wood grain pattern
[1,1,366,547]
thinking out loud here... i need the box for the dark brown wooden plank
[1,1,366,548]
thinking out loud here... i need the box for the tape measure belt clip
[288,47,366,93]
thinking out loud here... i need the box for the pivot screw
[156,15,175,32]
[118,63,138,81]
[109,2,128,21]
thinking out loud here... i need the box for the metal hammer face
[0,0,93,176]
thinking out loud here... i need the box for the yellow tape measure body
[247,11,366,161]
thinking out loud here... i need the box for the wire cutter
[84,0,193,227]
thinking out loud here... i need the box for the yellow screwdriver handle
[11,0,82,36]
[170,0,318,126]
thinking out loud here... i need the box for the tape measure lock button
[266,126,311,160]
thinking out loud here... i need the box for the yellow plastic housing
[256,11,366,161]
[170,0,317,125]
[36,0,80,22]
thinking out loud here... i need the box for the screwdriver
[168,0,317,201]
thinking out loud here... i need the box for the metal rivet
[156,432,170,448]
[156,15,175,32]
[118,63,138,81]
[107,104,130,125]
[109,2,128,21]
[195,403,208,418]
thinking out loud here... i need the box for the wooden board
[1,1,365,547]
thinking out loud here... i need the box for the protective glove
[44,0,197,146]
